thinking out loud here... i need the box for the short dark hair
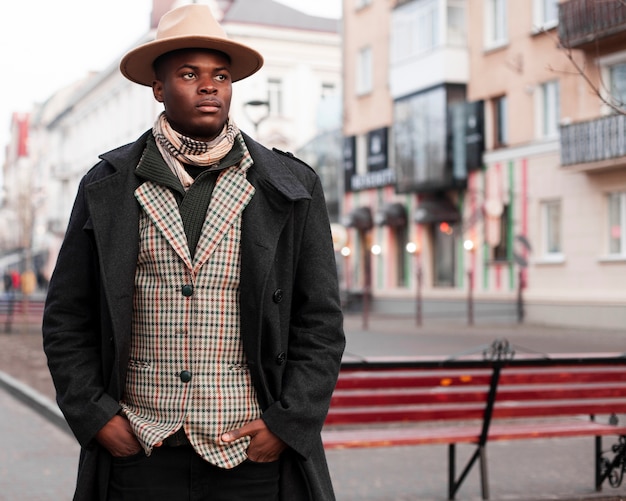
[153,48,232,80]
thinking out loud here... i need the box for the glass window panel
[357,46,373,95]
[542,81,560,137]
[544,201,561,254]
[608,192,623,255]
[610,63,626,110]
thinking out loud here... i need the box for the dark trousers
[107,445,280,501]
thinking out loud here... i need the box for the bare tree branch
[542,5,626,116]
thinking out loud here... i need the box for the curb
[0,369,72,436]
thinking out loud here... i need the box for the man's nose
[198,78,216,93]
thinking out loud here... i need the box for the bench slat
[322,421,626,449]
[330,383,626,408]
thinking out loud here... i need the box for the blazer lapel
[134,181,193,270]
[193,163,255,273]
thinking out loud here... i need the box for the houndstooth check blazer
[121,138,261,468]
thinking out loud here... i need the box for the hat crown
[120,3,263,86]
[156,4,227,41]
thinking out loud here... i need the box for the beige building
[341,0,626,329]
[341,0,488,320]
[466,0,626,329]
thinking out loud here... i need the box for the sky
[0,0,341,162]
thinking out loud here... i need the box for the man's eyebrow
[174,64,231,73]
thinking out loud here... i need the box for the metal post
[517,269,524,323]
[416,264,422,326]
[362,251,371,330]
[467,269,474,326]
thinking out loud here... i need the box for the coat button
[181,284,194,297]
[275,352,286,365]
[272,289,284,303]
[179,370,192,383]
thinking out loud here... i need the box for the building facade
[1,0,342,285]
[341,0,626,329]
[341,0,495,321]
[466,0,626,329]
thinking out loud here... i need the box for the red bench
[322,344,626,500]
[0,297,44,333]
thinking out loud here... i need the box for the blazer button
[180,370,192,383]
[181,284,194,297]
[275,352,286,365]
[272,289,284,303]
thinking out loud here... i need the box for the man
[42,4,345,500]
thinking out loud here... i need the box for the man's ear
[152,80,164,103]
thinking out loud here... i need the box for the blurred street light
[243,100,270,136]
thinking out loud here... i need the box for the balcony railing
[559,0,626,48]
[560,114,626,167]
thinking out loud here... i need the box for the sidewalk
[1,313,626,500]
[341,312,626,360]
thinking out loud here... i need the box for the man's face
[152,49,232,141]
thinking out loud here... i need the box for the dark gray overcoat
[42,131,345,501]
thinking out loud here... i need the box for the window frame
[607,191,626,257]
[485,0,508,49]
[536,80,560,139]
[356,45,373,96]
[598,52,626,114]
[532,0,558,31]
[492,95,508,149]
[540,199,564,262]
[267,78,283,117]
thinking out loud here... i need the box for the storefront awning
[375,203,407,227]
[413,197,460,224]
[342,207,373,231]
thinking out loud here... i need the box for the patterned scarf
[152,112,240,190]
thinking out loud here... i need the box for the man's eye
[216,74,227,81]
[182,72,196,80]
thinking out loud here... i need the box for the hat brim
[120,36,264,86]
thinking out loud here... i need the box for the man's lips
[196,99,221,112]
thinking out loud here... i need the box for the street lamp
[243,99,270,136]
[340,246,352,309]
[406,242,422,326]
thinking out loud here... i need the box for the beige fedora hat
[120,3,264,86]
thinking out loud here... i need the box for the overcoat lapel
[86,137,145,394]
[238,136,312,385]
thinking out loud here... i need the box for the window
[267,78,283,117]
[609,62,626,111]
[356,46,373,96]
[608,192,626,256]
[541,200,562,258]
[485,0,507,48]
[492,95,508,148]
[533,0,558,29]
[395,226,409,287]
[539,80,560,138]
[447,2,466,46]
[321,83,336,99]
[493,204,510,262]
[416,0,438,54]
[393,86,448,191]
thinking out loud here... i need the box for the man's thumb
[221,429,239,442]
